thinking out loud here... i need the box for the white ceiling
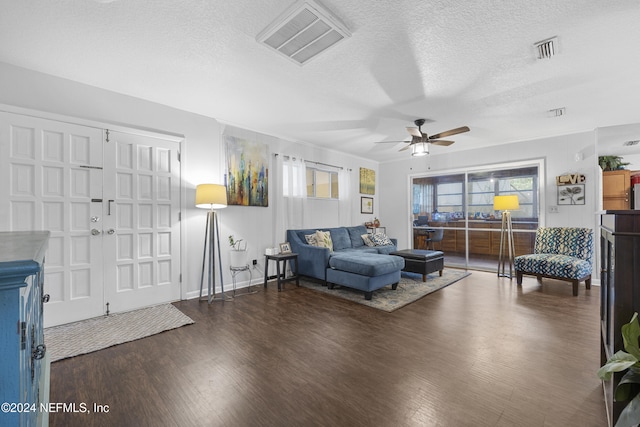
[2,0,640,162]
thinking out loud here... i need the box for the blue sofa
[286,225,404,299]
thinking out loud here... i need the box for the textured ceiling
[1,0,640,162]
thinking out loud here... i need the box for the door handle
[107,229,116,235]
[108,200,114,215]
[91,229,101,236]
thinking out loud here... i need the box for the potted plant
[228,235,248,268]
[599,155,630,171]
[598,312,640,427]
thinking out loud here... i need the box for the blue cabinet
[0,231,50,427]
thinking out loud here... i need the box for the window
[306,167,339,199]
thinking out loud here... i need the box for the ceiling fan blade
[430,140,455,146]
[429,126,470,140]
[406,127,423,137]
[373,140,410,144]
[399,144,413,152]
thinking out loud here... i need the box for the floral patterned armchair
[514,227,593,296]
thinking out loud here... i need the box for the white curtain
[338,168,351,225]
[274,155,307,244]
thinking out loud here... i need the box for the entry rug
[44,304,194,362]
[300,270,470,312]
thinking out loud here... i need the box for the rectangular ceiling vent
[624,140,640,146]
[534,36,558,59]
[257,0,351,65]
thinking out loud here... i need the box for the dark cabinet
[600,211,640,426]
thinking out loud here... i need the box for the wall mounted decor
[558,184,585,205]
[359,167,375,195]
[361,196,373,214]
[225,135,269,207]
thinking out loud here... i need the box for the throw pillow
[361,233,375,247]
[370,232,393,246]
[315,230,333,251]
[304,234,318,246]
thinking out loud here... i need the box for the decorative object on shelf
[228,235,248,268]
[279,242,292,254]
[555,173,585,185]
[598,312,640,427]
[361,196,373,214]
[599,155,629,171]
[557,184,585,205]
[494,195,519,279]
[359,167,375,195]
[373,217,380,227]
[364,221,373,227]
[225,135,269,207]
[196,183,229,303]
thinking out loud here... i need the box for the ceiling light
[623,140,640,146]
[534,36,558,59]
[257,0,351,65]
[411,142,429,157]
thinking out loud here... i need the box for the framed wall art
[225,135,269,207]
[361,196,373,214]
[359,167,375,195]
[557,184,585,205]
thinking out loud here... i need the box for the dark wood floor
[49,271,607,427]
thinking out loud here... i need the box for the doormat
[44,304,194,362]
[300,270,470,312]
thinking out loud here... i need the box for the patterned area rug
[300,269,470,312]
[44,304,194,362]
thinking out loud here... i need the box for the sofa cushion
[346,225,368,248]
[514,253,591,280]
[304,233,318,246]
[329,227,351,251]
[361,233,375,247]
[329,253,404,277]
[315,230,333,251]
[370,232,393,246]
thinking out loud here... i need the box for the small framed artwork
[558,184,585,205]
[361,197,374,214]
[279,242,292,254]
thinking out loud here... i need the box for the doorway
[0,112,182,327]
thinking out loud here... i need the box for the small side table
[264,253,299,291]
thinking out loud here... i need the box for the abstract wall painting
[359,167,375,195]
[225,135,269,207]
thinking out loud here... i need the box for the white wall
[0,62,378,298]
[378,131,599,250]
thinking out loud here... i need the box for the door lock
[91,216,100,222]
[91,229,101,236]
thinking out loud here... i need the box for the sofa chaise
[286,225,404,300]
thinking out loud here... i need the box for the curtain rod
[275,153,351,171]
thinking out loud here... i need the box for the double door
[0,112,181,327]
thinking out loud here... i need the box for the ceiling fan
[376,119,470,156]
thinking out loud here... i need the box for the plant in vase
[228,235,248,267]
[598,312,640,427]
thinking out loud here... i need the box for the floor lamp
[196,184,228,303]
[494,195,519,279]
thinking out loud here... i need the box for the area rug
[300,270,470,312]
[44,304,194,362]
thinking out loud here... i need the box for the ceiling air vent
[534,36,558,59]
[624,140,640,146]
[257,0,351,65]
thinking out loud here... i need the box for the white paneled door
[0,112,181,327]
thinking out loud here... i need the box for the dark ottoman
[390,249,444,282]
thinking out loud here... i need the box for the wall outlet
[548,205,559,213]
[252,259,257,265]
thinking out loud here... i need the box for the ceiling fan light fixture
[412,142,429,157]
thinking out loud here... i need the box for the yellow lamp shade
[493,195,519,211]
[195,184,227,209]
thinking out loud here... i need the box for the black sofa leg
[516,271,523,285]
[391,282,398,290]
[364,291,373,300]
